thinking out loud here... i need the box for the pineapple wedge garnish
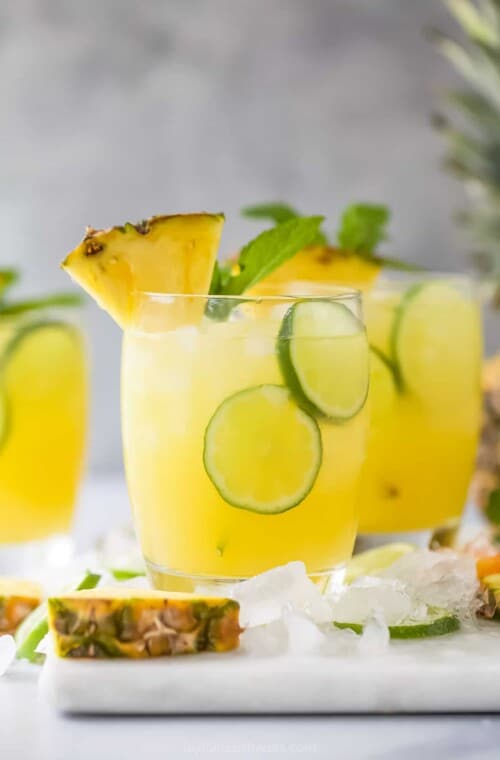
[48,588,241,659]
[0,578,43,635]
[248,245,380,296]
[62,213,224,327]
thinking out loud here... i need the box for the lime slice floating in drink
[335,614,460,639]
[392,281,481,404]
[204,384,322,514]
[277,300,369,421]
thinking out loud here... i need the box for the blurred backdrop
[2,0,463,472]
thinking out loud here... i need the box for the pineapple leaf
[486,489,500,524]
[445,0,499,45]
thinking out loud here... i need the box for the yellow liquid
[0,318,88,543]
[122,316,368,579]
[360,286,482,533]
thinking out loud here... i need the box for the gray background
[1,0,467,473]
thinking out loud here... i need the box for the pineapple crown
[433,0,500,298]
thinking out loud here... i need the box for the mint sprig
[207,216,324,319]
[337,204,390,254]
[214,216,324,296]
[243,203,328,245]
[486,489,500,525]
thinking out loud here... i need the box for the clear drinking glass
[122,291,370,590]
[0,310,88,573]
[358,274,482,549]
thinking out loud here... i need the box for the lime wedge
[203,384,322,514]
[15,571,100,662]
[345,543,416,584]
[392,281,481,404]
[277,300,369,421]
[335,614,460,639]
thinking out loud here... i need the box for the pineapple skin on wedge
[62,213,224,327]
[48,589,241,659]
[0,578,43,635]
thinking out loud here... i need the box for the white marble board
[40,621,500,714]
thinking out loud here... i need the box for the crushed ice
[237,550,479,656]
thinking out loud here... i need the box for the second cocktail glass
[122,291,370,589]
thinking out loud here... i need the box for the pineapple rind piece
[48,593,241,659]
[0,578,43,635]
[62,213,224,327]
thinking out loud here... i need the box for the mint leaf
[209,261,233,296]
[242,202,299,225]
[0,292,84,316]
[486,489,500,525]
[243,203,328,245]
[337,204,390,254]
[0,269,19,298]
[222,216,324,296]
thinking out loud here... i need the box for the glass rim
[134,286,361,303]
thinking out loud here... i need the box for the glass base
[0,534,74,577]
[355,522,459,554]
[146,559,346,595]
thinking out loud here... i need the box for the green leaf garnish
[242,203,328,245]
[207,216,324,320]
[337,204,390,254]
[242,202,300,225]
[486,489,500,525]
[0,269,19,298]
[0,292,84,316]
[220,216,324,296]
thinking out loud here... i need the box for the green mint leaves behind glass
[207,216,324,320]
[243,202,420,271]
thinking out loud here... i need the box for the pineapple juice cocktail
[0,312,87,552]
[359,276,482,540]
[122,291,369,585]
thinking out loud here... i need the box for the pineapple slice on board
[0,578,43,635]
[48,588,241,659]
[62,213,224,328]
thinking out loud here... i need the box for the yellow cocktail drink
[0,314,87,546]
[360,276,482,538]
[122,292,369,583]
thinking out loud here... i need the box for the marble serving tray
[40,621,500,714]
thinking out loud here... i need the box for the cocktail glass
[0,310,88,572]
[359,274,482,549]
[121,291,370,590]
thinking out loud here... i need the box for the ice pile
[234,550,479,657]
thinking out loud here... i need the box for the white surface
[3,475,500,759]
[39,623,500,715]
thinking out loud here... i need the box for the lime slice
[391,282,481,403]
[203,384,322,514]
[335,614,460,639]
[345,543,416,584]
[110,569,146,581]
[277,300,369,421]
[368,346,399,425]
[15,571,100,662]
